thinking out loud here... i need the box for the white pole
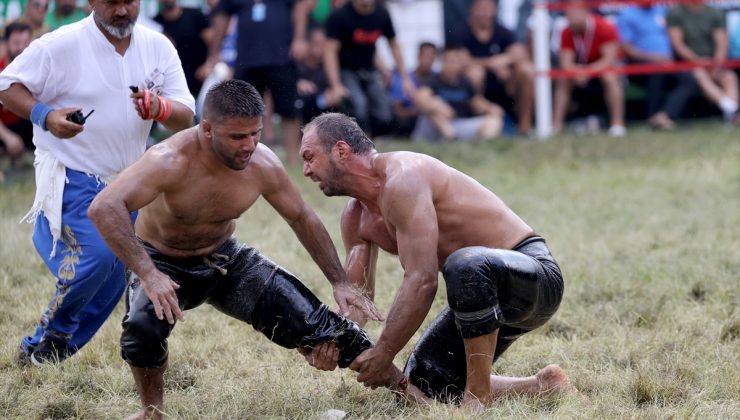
[532,1,552,140]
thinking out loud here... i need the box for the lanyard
[573,16,595,64]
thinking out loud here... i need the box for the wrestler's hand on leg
[333,283,383,323]
[141,270,185,324]
[298,342,339,371]
[350,347,396,389]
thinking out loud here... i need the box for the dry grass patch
[0,123,738,418]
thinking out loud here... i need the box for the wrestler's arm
[350,174,439,386]
[260,151,381,320]
[340,200,379,326]
[88,143,187,323]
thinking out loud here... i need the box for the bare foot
[124,407,163,420]
[535,364,574,395]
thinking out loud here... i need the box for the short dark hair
[303,113,375,155]
[418,41,437,54]
[5,21,31,40]
[203,80,265,123]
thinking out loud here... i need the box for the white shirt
[0,15,194,257]
[0,15,195,176]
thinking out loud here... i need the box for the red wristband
[141,89,152,120]
[155,96,173,122]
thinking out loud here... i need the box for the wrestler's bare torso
[344,152,534,269]
[135,127,280,257]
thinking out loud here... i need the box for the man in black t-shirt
[450,0,534,135]
[324,0,414,135]
[206,0,312,165]
[154,0,210,98]
[412,44,503,142]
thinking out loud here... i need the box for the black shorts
[120,237,372,368]
[403,236,564,402]
[237,63,299,118]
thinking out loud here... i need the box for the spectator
[0,22,33,181]
[0,0,194,366]
[452,0,534,135]
[8,0,50,39]
[45,0,87,31]
[155,0,211,97]
[324,0,414,135]
[207,0,312,165]
[388,41,437,137]
[618,4,696,129]
[296,26,339,124]
[667,3,739,124]
[412,44,503,142]
[553,1,626,137]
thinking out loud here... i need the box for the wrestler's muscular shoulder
[148,129,203,192]
[378,152,445,214]
[343,153,440,255]
[247,144,289,193]
[142,130,195,191]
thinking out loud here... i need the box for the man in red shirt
[0,22,33,180]
[553,1,626,137]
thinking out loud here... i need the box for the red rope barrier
[543,59,740,78]
[541,0,740,12]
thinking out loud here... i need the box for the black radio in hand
[66,109,95,125]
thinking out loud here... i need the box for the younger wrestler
[300,113,572,409]
[89,81,380,420]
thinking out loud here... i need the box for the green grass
[1,124,738,419]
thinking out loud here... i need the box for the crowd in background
[1,0,739,176]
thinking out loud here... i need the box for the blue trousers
[21,169,135,355]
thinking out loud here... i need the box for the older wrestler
[300,113,572,409]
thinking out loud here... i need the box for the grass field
[0,124,738,419]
